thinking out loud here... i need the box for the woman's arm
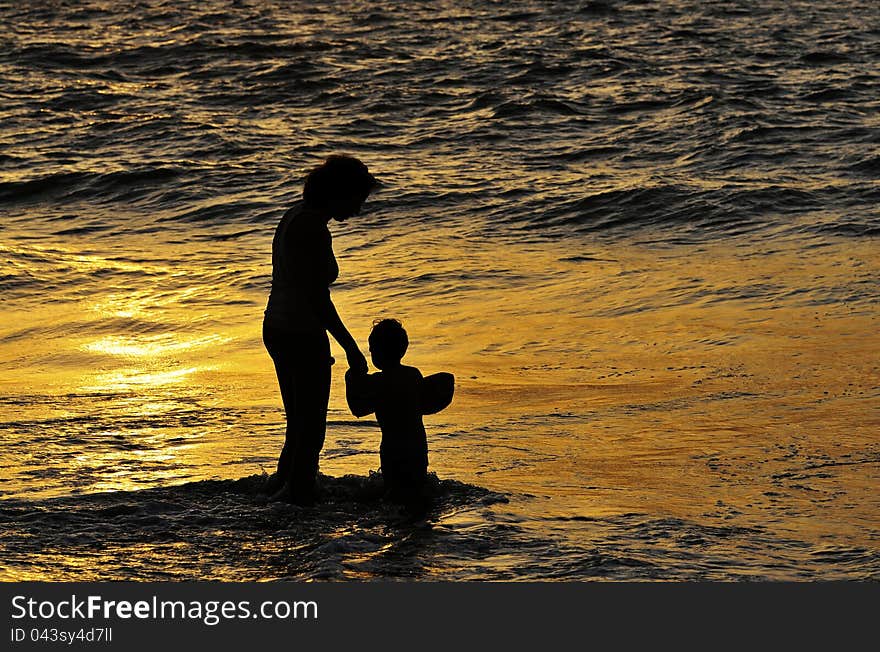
[286,218,367,372]
[315,292,368,373]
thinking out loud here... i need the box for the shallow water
[1,0,878,580]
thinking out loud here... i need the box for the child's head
[368,318,408,370]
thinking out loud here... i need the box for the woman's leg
[264,324,331,503]
[288,347,331,503]
[272,362,296,481]
[264,324,295,486]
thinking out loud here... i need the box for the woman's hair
[303,155,377,206]
[369,318,409,360]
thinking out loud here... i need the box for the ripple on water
[0,474,511,581]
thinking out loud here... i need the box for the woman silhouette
[263,155,377,504]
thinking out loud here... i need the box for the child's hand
[346,347,368,375]
[345,364,375,417]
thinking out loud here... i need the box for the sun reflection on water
[83,334,228,358]
[83,367,208,392]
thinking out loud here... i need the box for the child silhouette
[345,319,454,512]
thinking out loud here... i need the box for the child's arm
[345,369,376,418]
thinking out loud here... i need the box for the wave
[2,0,876,250]
[806,219,880,239]
[0,271,42,295]
[847,155,880,176]
[0,473,510,580]
[509,185,733,237]
[801,50,853,65]
[157,199,256,224]
[492,97,588,119]
[502,182,879,241]
[10,37,341,72]
[0,167,184,205]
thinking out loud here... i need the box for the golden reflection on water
[89,293,152,320]
[83,334,227,358]
[83,367,205,392]
[80,329,226,392]
[74,443,183,493]
[330,233,879,542]
[2,227,878,552]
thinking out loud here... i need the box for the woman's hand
[346,347,368,374]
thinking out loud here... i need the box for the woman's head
[303,155,377,220]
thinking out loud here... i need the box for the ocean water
[1,0,878,580]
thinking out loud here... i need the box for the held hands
[345,346,368,375]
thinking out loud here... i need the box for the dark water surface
[1,0,878,580]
